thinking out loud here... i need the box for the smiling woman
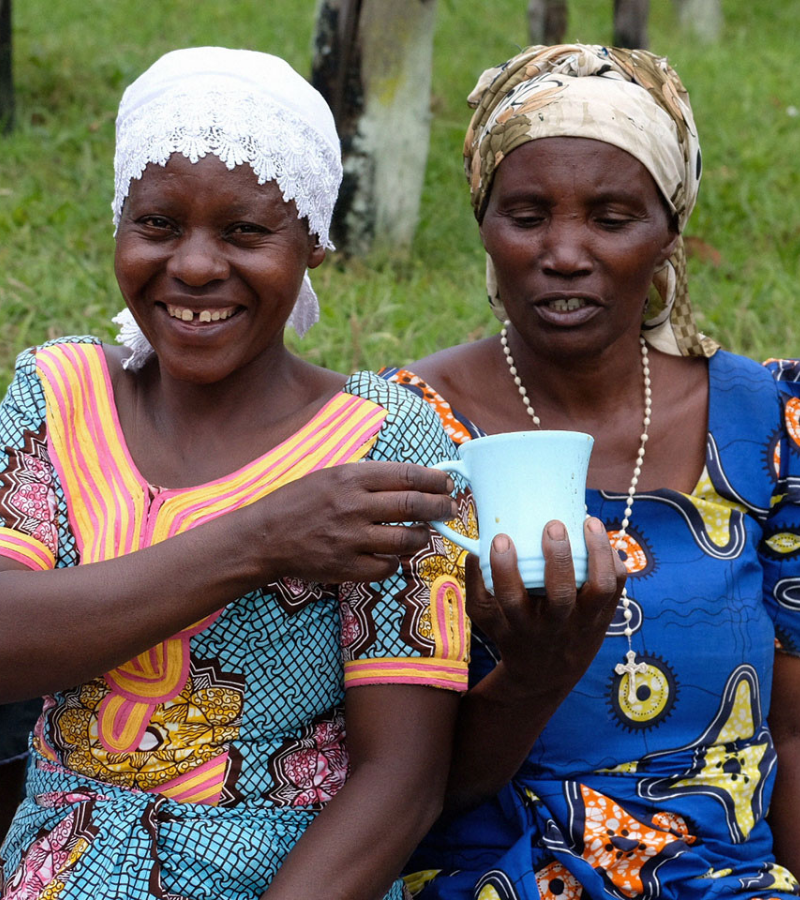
[0,47,475,900]
[114,156,325,389]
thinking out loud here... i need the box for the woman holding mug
[386,44,800,899]
[0,47,474,900]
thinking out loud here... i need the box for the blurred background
[0,0,798,389]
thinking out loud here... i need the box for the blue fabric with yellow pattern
[408,351,800,900]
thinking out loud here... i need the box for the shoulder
[345,370,459,465]
[709,349,784,415]
[377,366,483,445]
[703,350,800,507]
[345,370,447,428]
[3,336,104,414]
[4,337,96,395]
[16,336,103,372]
[381,338,496,444]
[411,339,494,394]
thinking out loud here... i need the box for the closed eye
[595,215,637,229]
[508,212,545,228]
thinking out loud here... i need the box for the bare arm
[445,518,624,813]
[0,462,456,701]
[263,684,459,900]
[768,651,800,875]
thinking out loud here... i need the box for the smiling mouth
[165,304,240,324]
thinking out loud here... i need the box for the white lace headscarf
[111,47,343,370]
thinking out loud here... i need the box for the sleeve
[378,366,484,445]
[0,347,59,571]
[339,373,477,692]
[759,359,800,656]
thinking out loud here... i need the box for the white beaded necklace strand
[500,322,652,701]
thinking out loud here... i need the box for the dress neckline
[93,342,354,497]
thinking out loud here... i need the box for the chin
[155,349,240,386]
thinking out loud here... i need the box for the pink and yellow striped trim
[0,527,55,571]
[150,392,387,544]
[344,657,468,692]
[147,752,229,805]
[429,574,468,664]
[36,343,146,563]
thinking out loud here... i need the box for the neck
[503,323,646,427]
[139,341,313,439]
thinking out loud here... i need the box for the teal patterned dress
[0,338,471,900]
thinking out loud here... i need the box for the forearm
[444,661,565,813]
[768,736,800,877]
[264,761,442,900]
[0,461,459,701]
[0,504,269,700]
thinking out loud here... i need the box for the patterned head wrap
[465,43,717,357]
[111,47,343,370]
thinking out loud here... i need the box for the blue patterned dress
[0,337,472,900]
[385,351,800,900]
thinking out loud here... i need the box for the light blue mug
[431,430,594,593]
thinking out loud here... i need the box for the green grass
[1,0,798,391]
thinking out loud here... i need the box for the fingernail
[445,477,455,493]
[587,517,605,534]
[450,500,458,517]
[547,521,566,541]
[492,534,510,553]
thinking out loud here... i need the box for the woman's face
[480,137,679,360]
[115,153,325,384]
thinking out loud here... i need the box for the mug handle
[430,460,480,556]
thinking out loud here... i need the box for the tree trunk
[0,0,12,135]
[674,0,723,41]
[613,0,649,48]
[527,0,567,45]
[312,0,437,256]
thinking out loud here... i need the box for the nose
[539,217,593,278]
[166,230,230,286]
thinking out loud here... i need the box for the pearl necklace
[500,323,651,701]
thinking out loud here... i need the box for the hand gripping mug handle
[430,460,480,555]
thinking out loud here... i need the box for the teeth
[547,297,587,312]
[166,305,237,322]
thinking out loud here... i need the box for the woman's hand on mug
[243,461,458,585]
[465,518,625,696]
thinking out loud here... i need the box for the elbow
[416,787,446,835]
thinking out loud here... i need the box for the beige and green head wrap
[465,43,717,357]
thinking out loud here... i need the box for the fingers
[358,523,433,556]
[368,490,458,524]
[542,520,577,620]
[577,517,627,622]
[465,552,503,634]
[353,461,454,496]
[487,534,529,617]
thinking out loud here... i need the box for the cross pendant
[615,650,648,703]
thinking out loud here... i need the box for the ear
[307,243,326,269]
